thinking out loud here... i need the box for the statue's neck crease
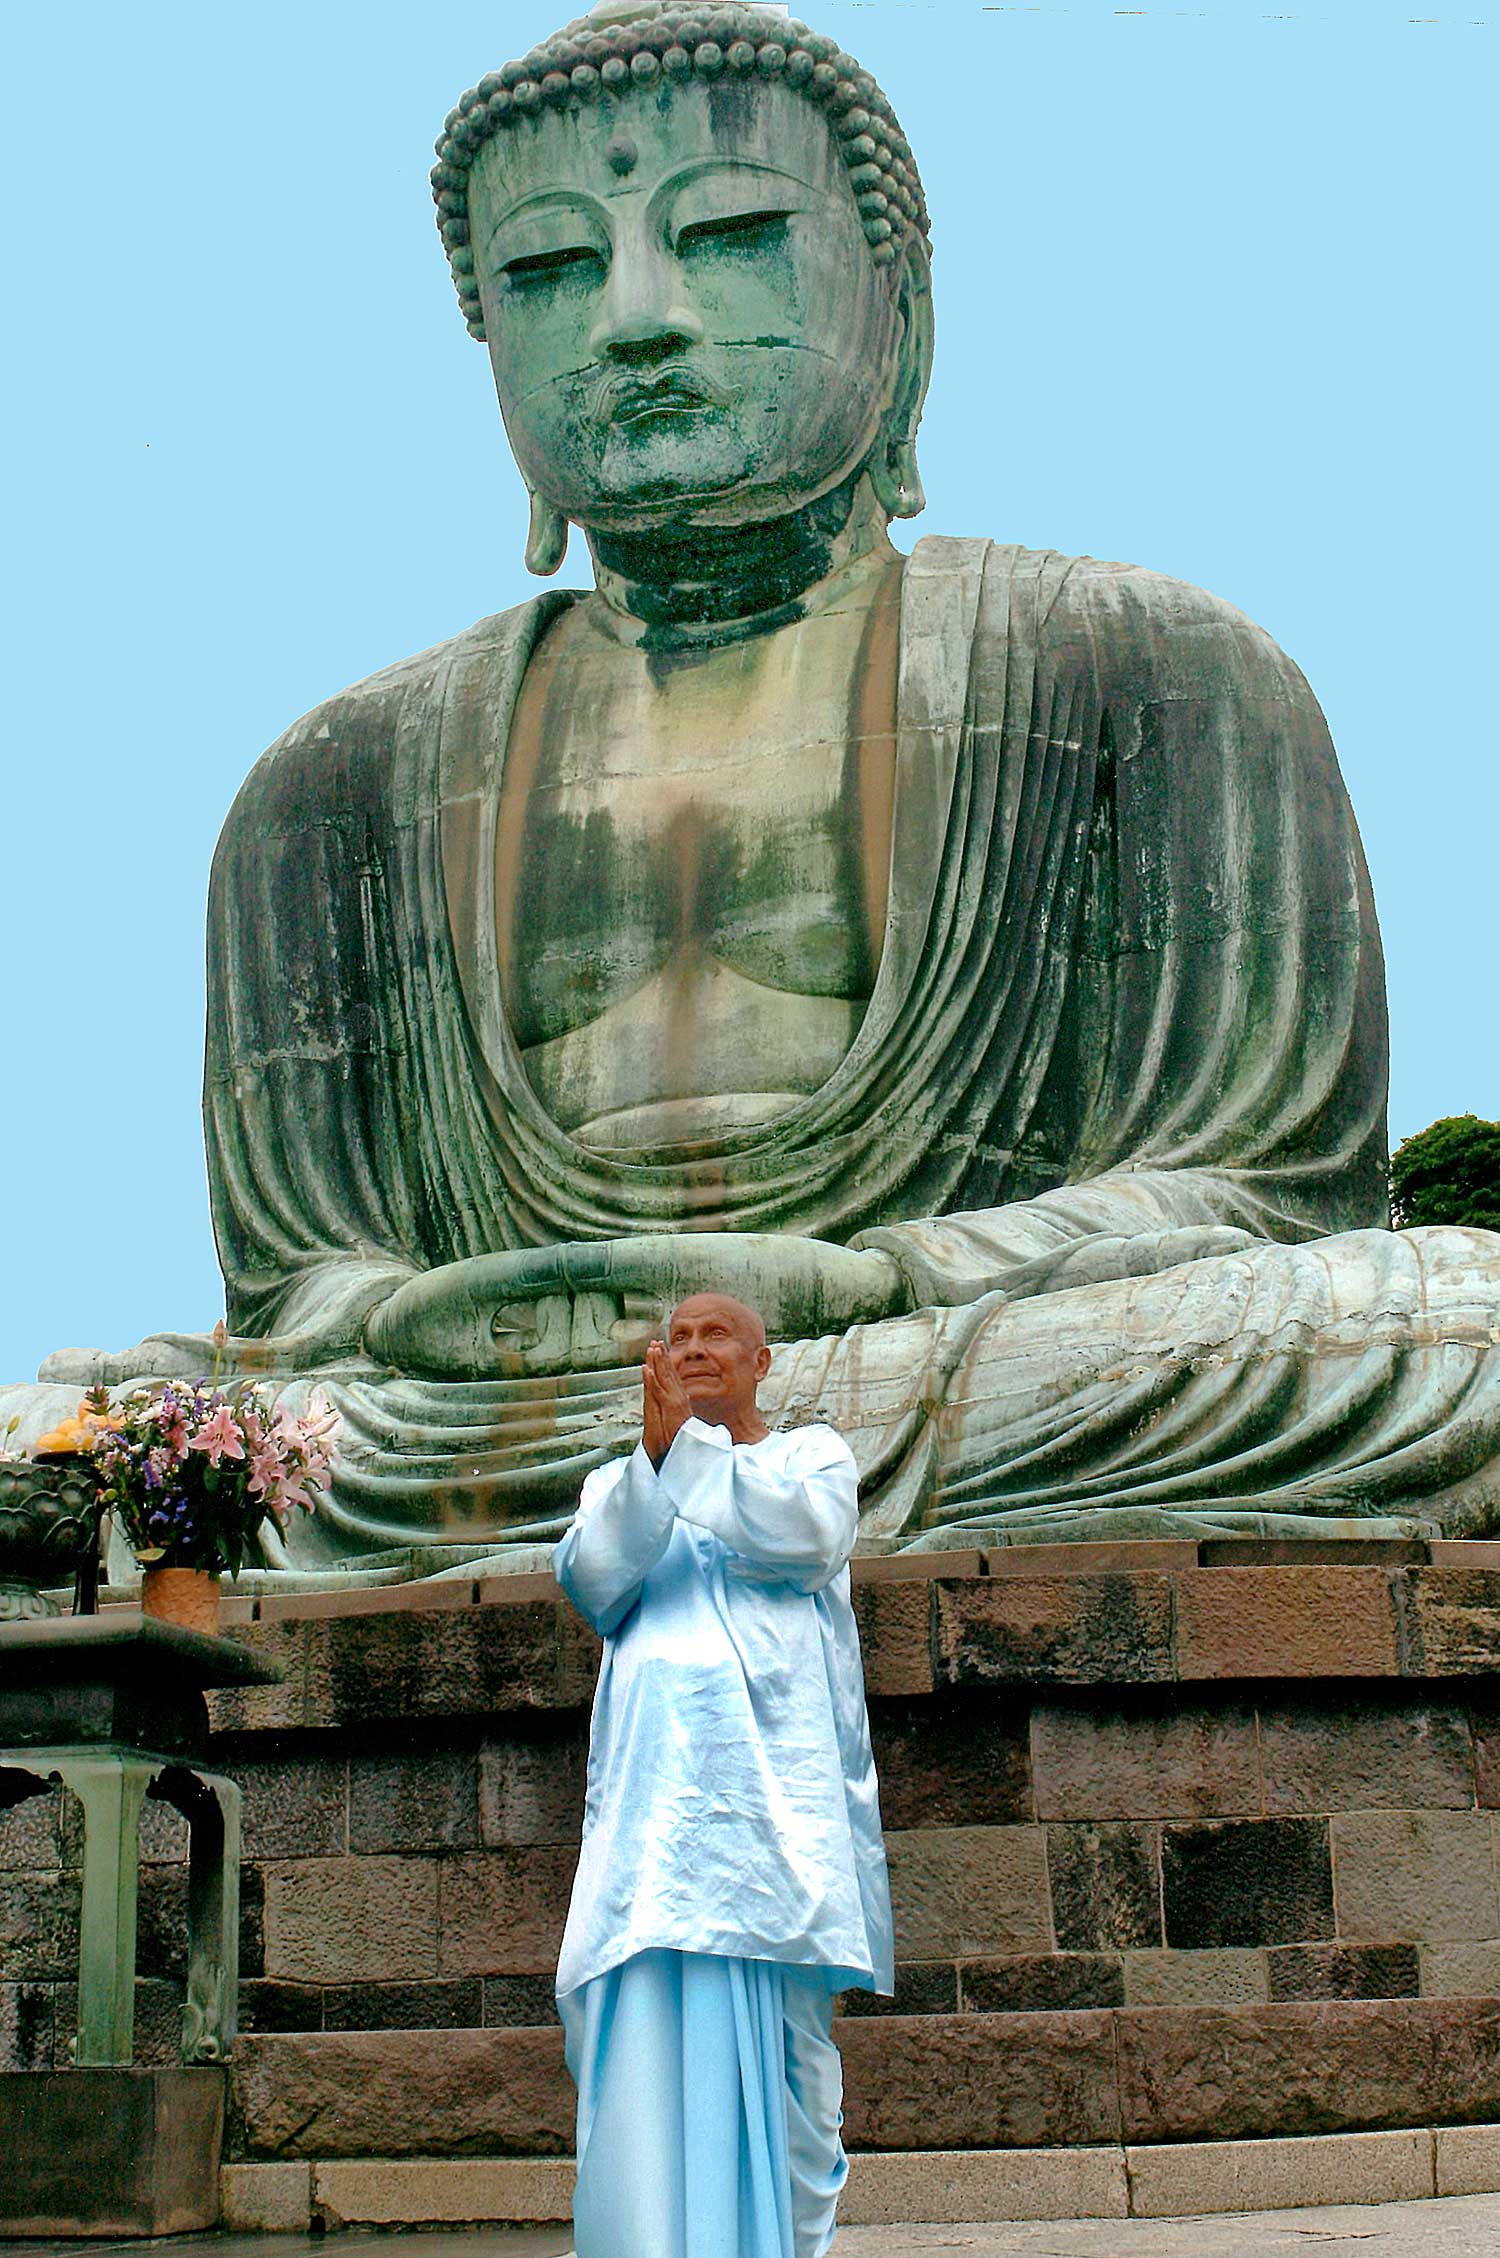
[586,474,894,651]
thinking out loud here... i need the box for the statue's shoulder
[955,538,1269,635]
[950,538,1310,706]
[221,591,573,833]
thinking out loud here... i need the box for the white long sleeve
[553,1418,893,1999]
[658,1419,858,1592]
[553,1444,675,1634]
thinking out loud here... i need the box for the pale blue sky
[1,2,1493,1383]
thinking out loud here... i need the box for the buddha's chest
[492,588,899,1146]
[501,729,880,1045]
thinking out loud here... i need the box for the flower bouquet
[37,1382,339,1631]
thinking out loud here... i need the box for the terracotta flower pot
[140,1564,221,1636]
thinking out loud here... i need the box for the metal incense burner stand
[0,1614,282,2236]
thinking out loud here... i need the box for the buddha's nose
[590,245,705,362]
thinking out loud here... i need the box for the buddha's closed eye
[676,209,792,255]
[502,244,605,288]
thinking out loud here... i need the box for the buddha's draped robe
[190,538,1500,1558]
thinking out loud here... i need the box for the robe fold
[185,536,1500,1556]
[561,1949,845,2258]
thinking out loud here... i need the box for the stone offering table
[0,1613,281,2236]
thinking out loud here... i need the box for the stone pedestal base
[13,1539,1500,2226]
[0,2066,225,2237]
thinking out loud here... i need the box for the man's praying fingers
[642,1345,671,1466]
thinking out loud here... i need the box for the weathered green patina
[0,1457,97,1619]
[7,0,1500,1557]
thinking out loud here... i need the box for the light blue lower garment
[560,1949,848,2258]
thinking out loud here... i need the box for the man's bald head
[665,1292,773,1438]
[668,1293,768,1352]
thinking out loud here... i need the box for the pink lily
[188,1405,245,1468]
[246,1433,288,1499]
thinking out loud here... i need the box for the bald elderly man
[554,1292,893,2258]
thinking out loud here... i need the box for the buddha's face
[468,77,905,533]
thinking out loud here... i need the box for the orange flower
[33,1400,122,1457]
[32,1416,93,1456]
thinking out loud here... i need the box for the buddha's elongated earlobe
[872,430,927,524]
[868,244,935,523]
[525,484,569,577]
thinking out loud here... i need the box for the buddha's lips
[597,367,728,427]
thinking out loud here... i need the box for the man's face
[666,1294,771,1424]
[467,78,901,533]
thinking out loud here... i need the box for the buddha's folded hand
[37,1326,366,1389]
[363,1234,911,1380]
[997,1226,1261,1304]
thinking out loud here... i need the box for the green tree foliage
[1390,1116,1500,1231]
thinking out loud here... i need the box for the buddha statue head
[432,3,935,589]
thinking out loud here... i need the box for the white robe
[553,1418,894,2001]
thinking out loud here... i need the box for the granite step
[222,2128,1500,2236]
[228,1995,1500,2165]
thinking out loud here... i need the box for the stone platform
[0,2065,224,2236]
[216,2127,1500,2233]
[10,1536,1500,2225]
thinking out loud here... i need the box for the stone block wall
[11,1539,1500,2157]
[858,1685,1500,2015]
[197,1681,1500,2041]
